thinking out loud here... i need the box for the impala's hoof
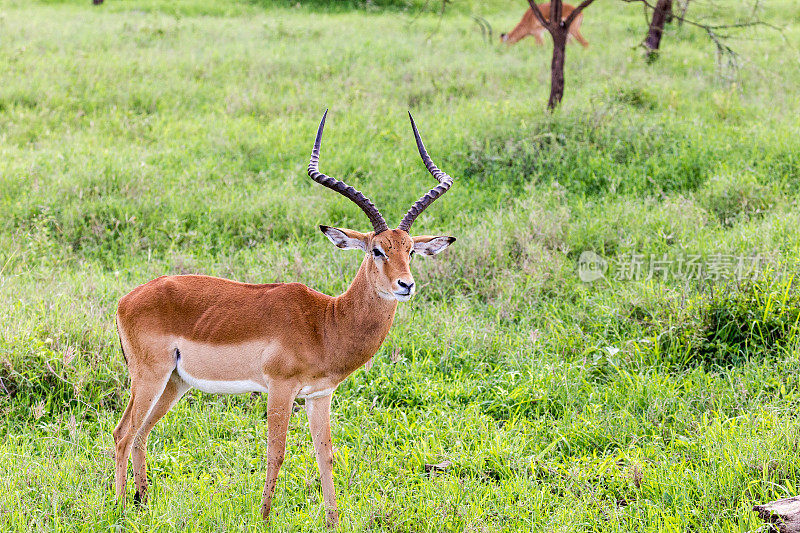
[133,490,147,507]
[325,510,340,529]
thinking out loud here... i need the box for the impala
[500,2,589,47]
[112,111,456,527]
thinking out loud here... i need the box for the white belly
[173,338,271,395]
[176,362,269,394]
[168,337,336,399]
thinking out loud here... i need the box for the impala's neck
[327,256,398,375]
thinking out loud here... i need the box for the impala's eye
[372,248,385,259]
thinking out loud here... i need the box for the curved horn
[397,112,453,233]
[308,110,389,234]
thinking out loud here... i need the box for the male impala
[112,111,455,527]
[500,2,589,47]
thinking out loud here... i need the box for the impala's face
[320,226,455,302]
[369,229,416,301]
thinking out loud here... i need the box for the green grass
[2,0,800,530]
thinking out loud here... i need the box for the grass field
[2,0,800,530]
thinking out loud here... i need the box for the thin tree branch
[525,0,551,30]
[622,0,798,64]
[564,0,600,28]
[405,0,433,29]
[677,0,691,26]
[749,0,760,19]
[553,0,563,29]
[621,0,782,33]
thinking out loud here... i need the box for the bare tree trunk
[645,0,673,51]
[548,30,568,109]
[527,0,597,110]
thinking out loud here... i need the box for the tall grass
[1,0,800,530]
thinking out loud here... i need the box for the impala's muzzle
[500,33,508,42]
[393,278,415,301]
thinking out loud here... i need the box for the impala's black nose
[397,280,414,291]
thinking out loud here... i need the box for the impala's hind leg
[569,14,589,48]
[113,392,135,446]
[114,365,174,509]
[573,29,589,47]
[131,372,190,505]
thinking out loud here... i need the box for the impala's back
[116,275,331,394]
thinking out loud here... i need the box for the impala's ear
[412,235,456,256]
[320,226,369,251]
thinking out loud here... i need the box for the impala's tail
[115,315,128,366]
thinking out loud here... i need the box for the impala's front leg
[307,393,339,528]
[261,382,296,522]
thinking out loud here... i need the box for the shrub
[660,274,800,368]
[698,173,777,227]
